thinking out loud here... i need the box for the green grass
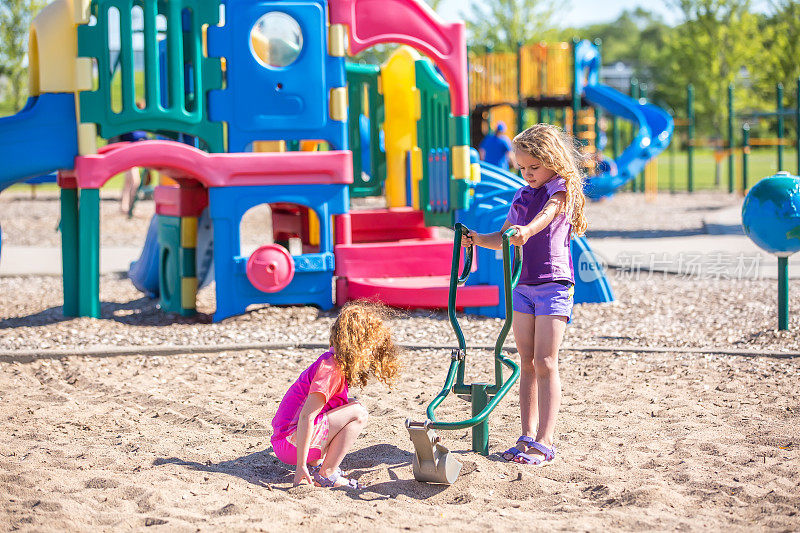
[655,147,799,192]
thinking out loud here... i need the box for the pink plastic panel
[73,141,353,189]
[247,245,295,293]
[341,276,498,309]
[329,0,468,115]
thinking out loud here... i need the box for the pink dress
[271,350,349,465]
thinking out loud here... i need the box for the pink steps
[349,207,436,243]
[335,209,498,310]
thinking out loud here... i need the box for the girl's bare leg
[512,311,538,440]
[317,402,368,484]
[530,315,567,455]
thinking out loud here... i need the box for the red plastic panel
[154,184,209,217]
[246,245,295,293]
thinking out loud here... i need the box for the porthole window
[250,12,303,68]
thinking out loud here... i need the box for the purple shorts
[512,282,574,318]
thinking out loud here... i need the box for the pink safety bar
[71,140,353,189]
[329,0,468,115]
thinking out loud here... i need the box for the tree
[424,0,445,12]
[757,1,800,108]
[461,0,561,52]
[563,8,669,80]
[653,0,762,134]
[0,0,47,113]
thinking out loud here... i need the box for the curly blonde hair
[512,124,588,236]
[329,301,400,388]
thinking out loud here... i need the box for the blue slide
[0,93,79,261]
[0,93,79,192]
[574,40,674,199]
[457,160,614,318]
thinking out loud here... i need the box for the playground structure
[468,39,674,199]
[0,0,614,323]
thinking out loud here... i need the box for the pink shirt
[271,350,349,441]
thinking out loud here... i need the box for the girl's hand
[293,464,313,486]
[507,225,530,246]
[461,228,475,247]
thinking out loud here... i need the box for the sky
[435,0,771,27]
[435,0,681,26]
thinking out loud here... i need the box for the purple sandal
[503,437,556,466]
[501,436,537,463]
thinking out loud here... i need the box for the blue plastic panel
[209,183,349,321]
[208,0,347,152]
[0,94,78,188]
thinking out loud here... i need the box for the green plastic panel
[346,63,386,197]
[415,58,456,226]
[78,188,100,317]
[78,0,224,152]
[157,215,182,314]
[60,189,80,317]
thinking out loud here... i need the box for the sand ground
[1,344,798,532]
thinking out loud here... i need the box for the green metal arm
[425,226,523,430]
[447,223,474,354]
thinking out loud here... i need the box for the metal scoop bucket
[406,419,462,484]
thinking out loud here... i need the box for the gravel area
[1,190,796,353]
[0,274,797,353]
[0,190,742,247]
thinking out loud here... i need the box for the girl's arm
[511,191,566,246]
[293,392,326,486]
[461,219,513,250]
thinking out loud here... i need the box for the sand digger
[406,223,522,484]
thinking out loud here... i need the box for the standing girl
[462,124,587,465]
[271,301,400,488]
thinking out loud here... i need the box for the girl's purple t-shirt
[271,350,349,442]
[506,177,574,284]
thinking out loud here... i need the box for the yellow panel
[181,217,198,248]
[328,24,346,57]
[75,57,93,91]
[329,87,348,121]
[308,209,320,247]
[451,146,470,180]
[253,140,286,152]
[30,0,84,94]
[74,0,91,24]
[78,122,97,155]
[490,105,516,135]
[181,278,198,310]
[381,46,421,208]
[409,146,422,209]
[470,163,482,183]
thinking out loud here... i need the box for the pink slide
[334,209,498,310]
[329,0,468,116]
